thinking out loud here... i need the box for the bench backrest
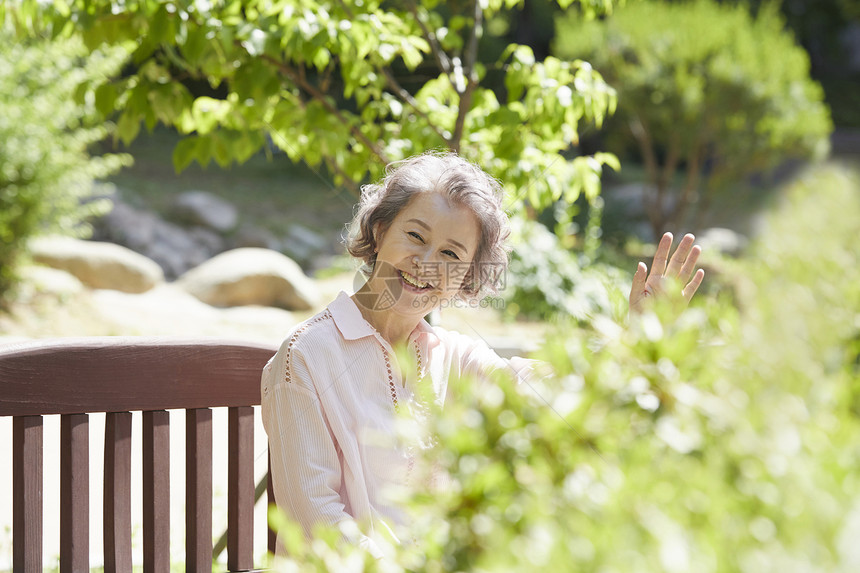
[0,336,279,572]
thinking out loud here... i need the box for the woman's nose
[418,251,448,271]
[414,248,435,265]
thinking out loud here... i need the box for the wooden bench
[0,336,280,572]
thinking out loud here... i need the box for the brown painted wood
[143,410,170,573]
[104,412,132,573]
[13,415,42,573]
[60,413,89,573]
[2,336,278,571]
[267,452,277,556]
[227,407,255,571]
[186,408,213,573]
[0,337,277,415]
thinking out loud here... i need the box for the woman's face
[368,191,481,317]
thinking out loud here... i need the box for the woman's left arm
[447,329,547,386]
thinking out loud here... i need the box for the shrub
[407,162,860,571]
[555,0,833,238]
[0,30,130,306]
[267,163,860,571]
[501,216,629,322]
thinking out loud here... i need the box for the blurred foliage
[0,29,130,307]
[555,0,833,238]
[737,0,860,67]
[5,0,619,224]
[501,216,629,322]
[264,161,860,571]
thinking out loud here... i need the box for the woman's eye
[408,231,424,242]
[443,250,460,260]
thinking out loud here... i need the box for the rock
[172,191,239,232]
[235,225,282,250]
[286,224,330,252]
[280,223,334,268]
[697,227,748,256]
[604,183,680,218]
[177,248,319,310]
[92,196,226,279]
[29,236,164,293]
[603,182,651,218]
[89,283,297,343]
[20,266,84,297]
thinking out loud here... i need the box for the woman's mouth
[399,270,432,292]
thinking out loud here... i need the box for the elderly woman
[261,153,703,557]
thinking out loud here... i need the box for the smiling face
[366,191,481,318]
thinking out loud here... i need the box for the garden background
[1,0,860,570]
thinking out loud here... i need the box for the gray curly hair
[346,152,511,298]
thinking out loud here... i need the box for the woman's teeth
[400,270,429,289]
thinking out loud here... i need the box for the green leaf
[149,4,174,45]
[195,133,213,167]
[172,136,198,172]
[191,96,228,135]
[242,28,267,56]
[594,151,621,172]
[95,83,117,117]
[312,48,330,70]
[234,131,263,163]
[183,25,208,61]
[212,131,232,167]
[116,111,140,146]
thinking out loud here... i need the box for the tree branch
[381,68,452,147]
[257,51,390,165]
[326,158,361,196]
[659,130,681,192]
[266,83,363,196]
[451,0,482,152]
[630,115,664,236]
[180,9,389,167]
[333,0,449,148]
[406,0,452,75]
[671,139,703,230]
[162,45,201,80]
[319,63,334,93]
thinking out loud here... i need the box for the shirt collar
[328,290,438,343]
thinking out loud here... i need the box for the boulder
[172,191,239,232]
[280,223,337,272]
[21,266,84,297]
[177,248,319,310]
[234,225,282,251]
[697,227,748,257]
[92,196,226,278]
[29,236,164,293]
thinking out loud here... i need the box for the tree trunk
[630,116,667,240]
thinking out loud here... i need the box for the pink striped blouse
[261,291,536,557]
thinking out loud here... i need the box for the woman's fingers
[632,232,704,313]
[649,232,673,279]
[682,269,705,301]
[666,233,696,278]
[678,244,702,282]
[630,261,648,306]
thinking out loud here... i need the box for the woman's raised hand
[629,232,705,314]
